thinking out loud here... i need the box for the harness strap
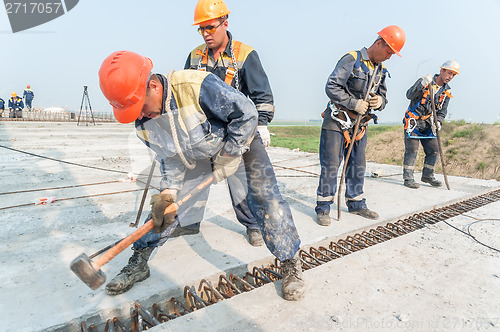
[420,86,452,108]
[343,126,366,147]
[198,47,208,72]
[224,41,241,85]
[198,41,242,86]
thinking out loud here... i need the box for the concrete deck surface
[0,122,498,331]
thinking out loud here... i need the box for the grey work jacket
[322,48,389,132]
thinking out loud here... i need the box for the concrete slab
[154,203,500,332]
[0,122,498,331]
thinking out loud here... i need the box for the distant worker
[182,0,275,246]
[98,50,304,301]
[0,97,5,117]
[23,85,35,111]
[402,60,460,189]
[9,92,24,118]
[315,25,405,225]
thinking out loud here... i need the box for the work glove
[212,149,242,184]
[421,74,433,88]
[150,193,177,233]
[353,99,369,115]
[437,121,442,131]
[368,94,383,109]
[257,125,271,147]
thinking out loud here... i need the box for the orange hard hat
[193,0,230,25]
[27,84,30,88]
[377,25,405,57]
[11,91,17,97]
[98,51,153,124]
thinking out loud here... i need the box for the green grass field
[269,126,321,152]
[269,124,400,152]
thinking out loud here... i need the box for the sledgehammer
[70,175,214,290]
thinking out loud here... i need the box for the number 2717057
[5,2,62,14]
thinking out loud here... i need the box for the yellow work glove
[353,99,369,115]
[369,94,382,109]
[212,149,242,184]
[150,193,177,233]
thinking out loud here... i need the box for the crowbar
[338,64,381,220]
[428,82,451,190]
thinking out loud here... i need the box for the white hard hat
[440,60,460,75]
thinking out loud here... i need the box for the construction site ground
[0,122,499,332]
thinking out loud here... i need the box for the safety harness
[328,51,384,146]
[197,40,242,90]
[404,84,452,139]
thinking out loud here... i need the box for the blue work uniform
[185,31,275,232]
[403,75,452,180]
[133,70,300,262]
[315,48,389,214]
[23,88,34,109]
[9,97,24,118]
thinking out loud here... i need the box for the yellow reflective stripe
[136,129,149,142]
[171,71,210,134]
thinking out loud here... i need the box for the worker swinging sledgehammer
[71,50,305,301]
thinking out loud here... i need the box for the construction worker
[315,25,405,226]
[0,97,5,117]
[98,50,305,301]
[8,92,24,118]
[180,0,275,246]
[403,60,460,189]
[23,85,34,111]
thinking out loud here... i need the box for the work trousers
[134,134,301,262]
[227,133,260,231]
[403,131,438,180]
[315,129,367,214]
[25,99,33,110]
[168,135,263,232]
[9,110,22,118]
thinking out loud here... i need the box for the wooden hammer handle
[92,175,214,270]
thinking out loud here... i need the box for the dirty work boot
[316,211,331,226]
[170,224,200,238]
[105,246,154,295]
[281,254,305,301]
[404,179,420,189]
[350,208,379,220]
[246,228,264,246]
[421,176,442,187]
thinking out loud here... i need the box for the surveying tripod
[77,86,95,126]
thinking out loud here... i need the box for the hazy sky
[1,0,499,123]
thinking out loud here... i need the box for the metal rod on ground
[337,64,380,220]
[130,159,156,228]
[89,238,124,260]
[428,81,451,190]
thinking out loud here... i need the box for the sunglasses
[197,20,225,35]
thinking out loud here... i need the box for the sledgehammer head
[70,253,106,290]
